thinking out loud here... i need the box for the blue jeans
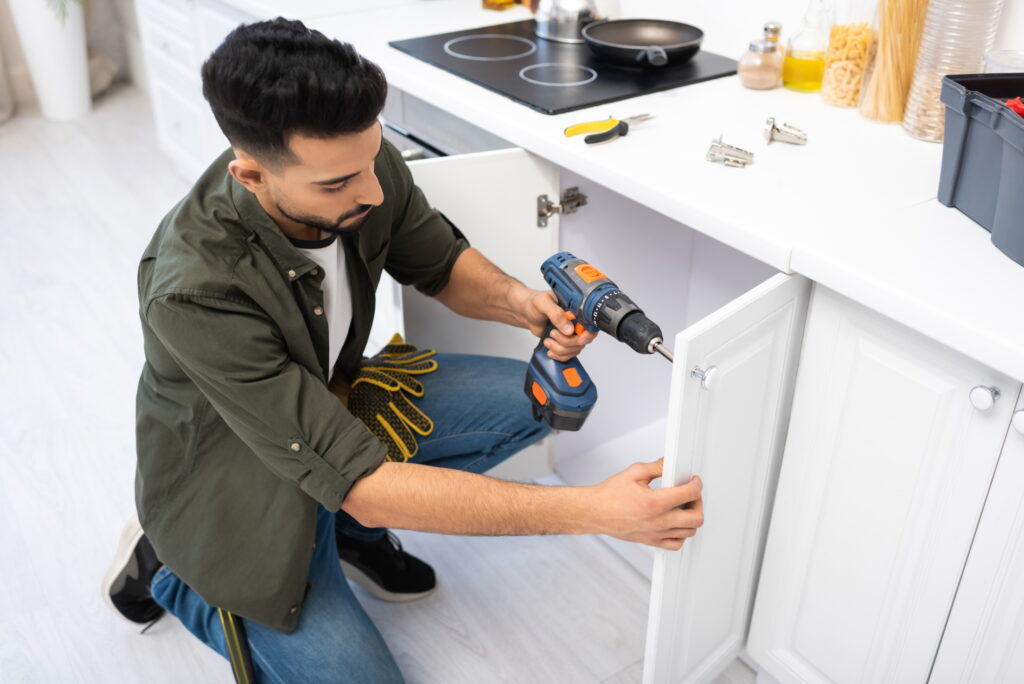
[151,354,550,683]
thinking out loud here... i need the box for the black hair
[200,18,387,167]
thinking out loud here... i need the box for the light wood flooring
[0,85,755,684]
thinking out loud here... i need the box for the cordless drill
[525,252,673,431]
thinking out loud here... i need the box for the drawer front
[136,0,194,39]
[139,18,197,78]
[144,50,204,164]
[401,91,511,155]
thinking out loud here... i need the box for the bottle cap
[763,21,782,37]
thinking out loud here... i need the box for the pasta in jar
[821,22,876,107]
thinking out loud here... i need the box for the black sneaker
[101,515,165,624]
[336,529,437,601]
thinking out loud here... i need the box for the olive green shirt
[135,141,469,633]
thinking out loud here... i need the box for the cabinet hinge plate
[537,187,588,227]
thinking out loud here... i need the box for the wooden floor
[0,85,755,683]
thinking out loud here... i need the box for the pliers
[563,114,655,144]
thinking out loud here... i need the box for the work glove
[348,333,439,462]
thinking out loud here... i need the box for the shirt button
[310,268,319,276]
[290,442,301,452]
[313,306,324,316]
[287,269,297,279]
[312,542,317,550]
[289,606,298,615]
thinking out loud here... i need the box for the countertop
[249,0,1024,381]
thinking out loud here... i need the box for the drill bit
[651,339,674,363]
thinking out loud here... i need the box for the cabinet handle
[1012,409,1024,435]
[969,385,1000,411]
[690,365,719,390]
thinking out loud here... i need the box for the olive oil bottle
[783,0,832,92]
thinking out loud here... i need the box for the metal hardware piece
[765,117,808,145]
[537,186,588,227]
[707,136,754,167]
[969,385,1000,411]
[690,365,719,390]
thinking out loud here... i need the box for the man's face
[263,123,385,236]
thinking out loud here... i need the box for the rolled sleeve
[146,293,387,511]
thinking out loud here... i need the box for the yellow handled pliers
[564,114,655,144]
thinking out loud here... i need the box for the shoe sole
[100,515,146,622]
[339,560,437,602]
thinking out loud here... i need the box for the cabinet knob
[1012,410,1024,435]
[690,365,719,390]
[969,385,1000,411]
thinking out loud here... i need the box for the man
[102,18,703,683]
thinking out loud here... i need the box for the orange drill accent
[562,367,583,388]
[574,263,607,283]
[531,381,548,406]
[575,323,586,336]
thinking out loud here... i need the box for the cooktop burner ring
[442,34,537,61]
[518,63,599,87]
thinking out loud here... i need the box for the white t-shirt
[292,233,352,382]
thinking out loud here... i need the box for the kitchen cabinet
[135,0,254,179]
[397,144,817,684]
[746,286,1019,684]
[929,389,1024,683]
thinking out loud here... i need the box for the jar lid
[763,21,782,36]
[749,39,779,53]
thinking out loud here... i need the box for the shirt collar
[228,175,322,281]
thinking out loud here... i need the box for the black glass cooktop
[389,20,737,115]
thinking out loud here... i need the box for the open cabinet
[383,147,816,684]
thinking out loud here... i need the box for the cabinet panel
[930,388,1024,683]
[644,273,811,684]
[403,148,559,360]
[747,286,1018,684]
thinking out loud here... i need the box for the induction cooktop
[389,20,737,115]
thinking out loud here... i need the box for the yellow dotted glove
[348,333,439,462]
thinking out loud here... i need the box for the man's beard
[276,201,374,237]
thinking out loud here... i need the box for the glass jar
[739,40,784,90]
[783,0,833,92]
[764,21,783,46]
[901,0,1006,139]
[820,0,876,107]
[983,50,1024,73]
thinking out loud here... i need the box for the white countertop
[287,1,1024,380]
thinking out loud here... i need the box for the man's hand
[587,458,704,550]
[519,289,599,362]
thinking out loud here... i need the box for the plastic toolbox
[938,73,1024,267]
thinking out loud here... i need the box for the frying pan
[582,19,704,68]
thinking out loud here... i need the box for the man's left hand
[521,289,598,362]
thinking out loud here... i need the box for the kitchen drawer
[399,90,511,155]
[135,0,194,38]
[139,17,197,77]
[146,60,204,165]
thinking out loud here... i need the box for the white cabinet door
[643,273,812,684]
[930,388,1024,683]
[746,286,1018,684]
[401,148,559,360]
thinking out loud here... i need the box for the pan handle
[638,46,668,67]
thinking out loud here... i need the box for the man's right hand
[588,459,703,550]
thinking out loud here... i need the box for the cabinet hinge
[537,187,588,227]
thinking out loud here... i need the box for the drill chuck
[614,310,666,356]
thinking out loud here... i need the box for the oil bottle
[783,0,832,92]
